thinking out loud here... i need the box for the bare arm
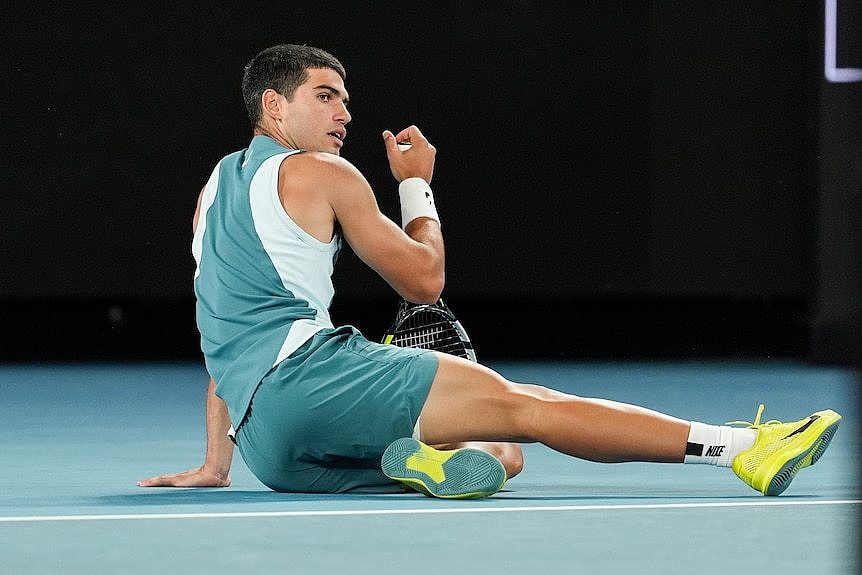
[138,378,234,488]
[334,165,445,304]
[200,377,235,480]
[138,193,234,487]
[282,126,444,303]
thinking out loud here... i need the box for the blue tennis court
[1,361,858,574]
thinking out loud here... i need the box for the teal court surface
[1,361,859,574]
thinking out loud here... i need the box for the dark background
[2,2,860,364]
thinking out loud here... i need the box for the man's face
[280,67,351,155]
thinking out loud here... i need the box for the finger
[137,470,191,487]
[382,130,399,154]
[137,476,168,487]
[391,126,420,147]
[404,125,428,146]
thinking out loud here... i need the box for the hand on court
[137,465,231,488]
[382,125,436,183]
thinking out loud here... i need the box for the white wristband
[398,177,440,230]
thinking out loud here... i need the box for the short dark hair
[242,44,346,127]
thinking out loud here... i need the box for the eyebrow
[313,84,349,104]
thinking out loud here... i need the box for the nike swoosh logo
[782,414,820,440]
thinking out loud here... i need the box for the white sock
[684,421,757,467]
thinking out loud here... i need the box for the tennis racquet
[381,299,476,361]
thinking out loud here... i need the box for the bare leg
[419,354,690,463]
[433,441,524,478]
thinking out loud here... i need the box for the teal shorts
[234,327,439,493]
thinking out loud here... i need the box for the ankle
[684,422,757,467]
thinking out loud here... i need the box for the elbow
[404,270,445,305]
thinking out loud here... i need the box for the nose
[337,102,351,125]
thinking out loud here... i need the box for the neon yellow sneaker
[729,404,841,496]
[381,438,507,499]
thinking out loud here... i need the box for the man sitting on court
[139,44,841,499]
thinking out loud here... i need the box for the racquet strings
[391,309,470,358]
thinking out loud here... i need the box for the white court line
[1,499,859,524]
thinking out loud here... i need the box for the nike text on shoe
[381,438,507,499]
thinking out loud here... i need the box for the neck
[253,125,294,149]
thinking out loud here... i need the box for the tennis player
[139,44,840,498]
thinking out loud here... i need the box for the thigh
[418,353,541,445]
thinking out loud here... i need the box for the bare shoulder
[277,152,377,241]
[281,151,366,190]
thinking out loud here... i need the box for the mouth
[327,130,346,146]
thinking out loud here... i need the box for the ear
[260,88,283,121]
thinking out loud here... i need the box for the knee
[488,442,525,479]
[438,441,525,479]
